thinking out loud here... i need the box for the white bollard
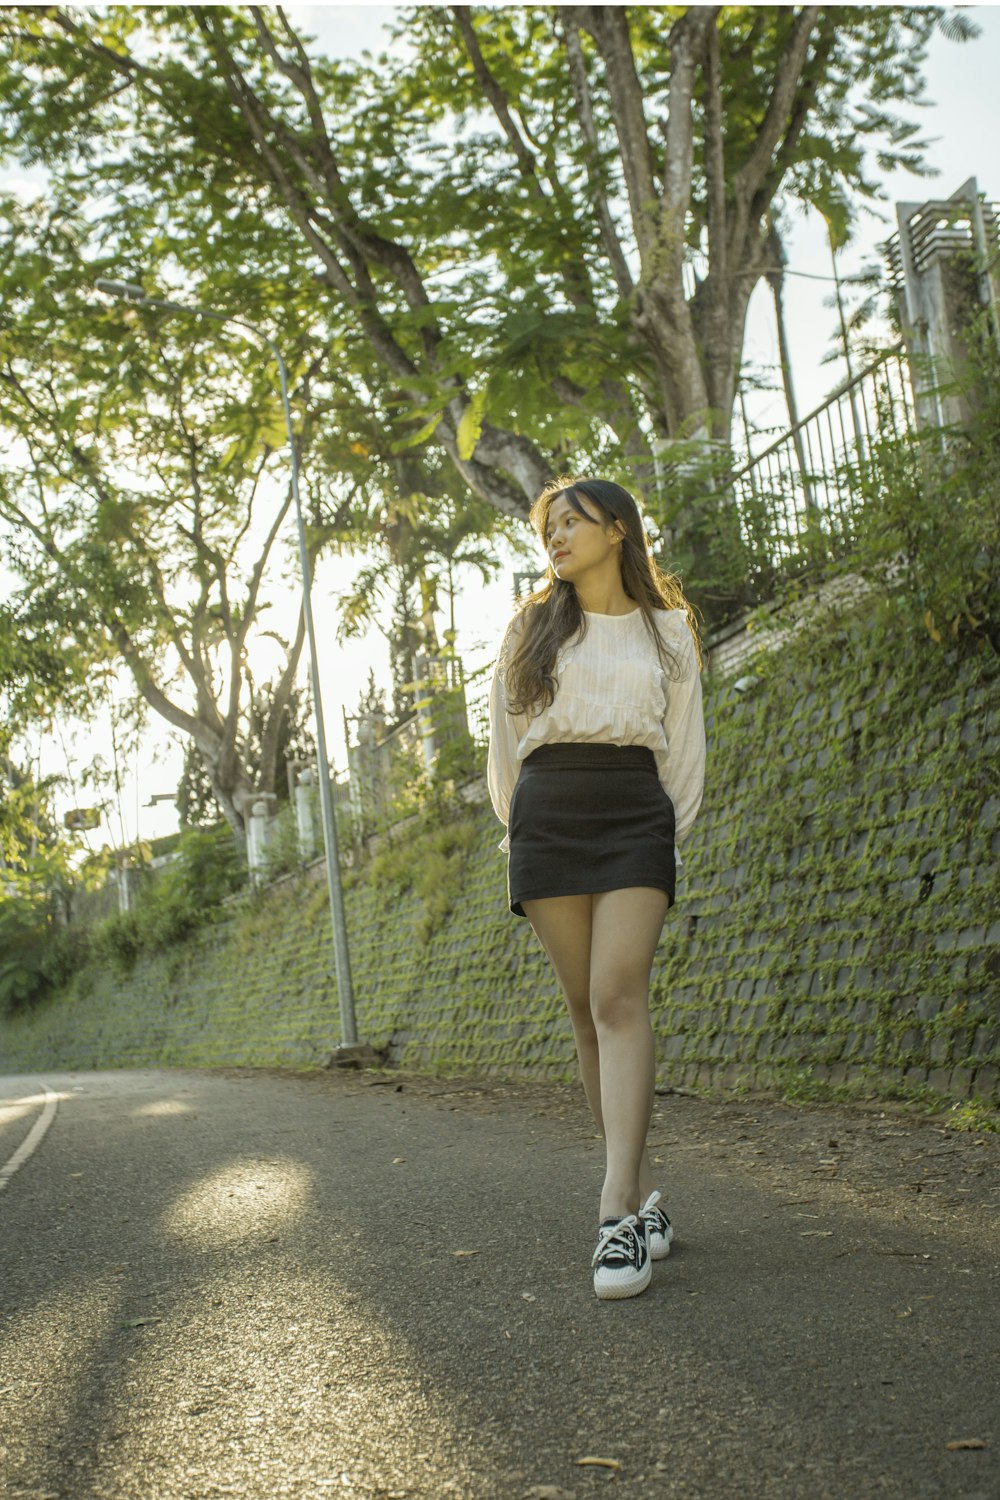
[246,798,274,886]
[294,769,317,860]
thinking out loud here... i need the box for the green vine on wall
[367,804,480,945]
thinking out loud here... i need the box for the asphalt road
[0,1067,997,1500]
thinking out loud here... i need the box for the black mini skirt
[506,743,676,918]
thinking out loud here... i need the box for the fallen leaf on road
[575,1456,621,1470]
[522,1292,536,1302]
[897,1308,912,1318]
[452,1249,479,1258]
[945,1439,987,1450]
[392,1156,406,1164]
[799,1231,833,1237]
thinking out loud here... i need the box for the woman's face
[543,492,622,582]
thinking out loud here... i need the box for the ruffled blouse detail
[487,607,705,856]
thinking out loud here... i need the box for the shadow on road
[0,1068,996,1499]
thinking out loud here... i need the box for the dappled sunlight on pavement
[89,1264,480,1500]
[131,1098,196,1118]
[0,1069,996,1499]
[161,1157,315,1250]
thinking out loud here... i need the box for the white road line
[0,1086,59,1194]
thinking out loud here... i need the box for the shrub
[0,894,50,1015]
[854,315,1000,651]
[91,826,246,973]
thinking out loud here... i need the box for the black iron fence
[461,349,921,758]
[730,344,917,603]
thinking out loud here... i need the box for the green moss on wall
[2,603,997,1107]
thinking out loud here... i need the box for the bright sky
[13,3,1000,849]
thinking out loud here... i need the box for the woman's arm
[659,618,706,844]
[486,638,522,829]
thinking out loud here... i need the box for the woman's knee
[590,985,650,1031]
[564,986,596,1036]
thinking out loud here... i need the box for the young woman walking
[487,476,706,1301]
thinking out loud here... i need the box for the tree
[329,479,514,718]
[0,5,977,616]
[0,197,316,843]
[177,675,317,827]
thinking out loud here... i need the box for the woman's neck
[573,574,636,616]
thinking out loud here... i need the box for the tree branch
[701,12,730,408]
[655,7,717,282]
[750,20,837,231]
[730,7,820,213]
[572,5,659,264]
[255,602,307,795]
[450,7,544,193]
[561,17,634,298]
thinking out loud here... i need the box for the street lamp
[95,278,363,1053]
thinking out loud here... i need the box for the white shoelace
[592,1213,644,1268]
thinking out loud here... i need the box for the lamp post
[95,278,361,1050]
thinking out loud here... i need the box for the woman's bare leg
[521,895,602,1125]
[589,888,669,1220]
[521,890,666,1214]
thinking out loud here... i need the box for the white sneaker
[640,1190,674,1260]
[592,1213,651,1300]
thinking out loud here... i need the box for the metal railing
[464,662,492,750]
[340,343,925,828]
[729,344,917,602]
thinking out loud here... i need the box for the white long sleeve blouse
[487,606,706,852]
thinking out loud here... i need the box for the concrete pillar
[891,177,999,434]
[246,794,278,885]
[293,768,318,861]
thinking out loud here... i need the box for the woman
[487,476,706,1301]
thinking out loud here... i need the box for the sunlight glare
[0,1089,72,1123]
[132,1099,194,1118]
[161,1158,315,1248]
[91,1263,482,1497]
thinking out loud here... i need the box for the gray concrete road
[0,1067,997,1500]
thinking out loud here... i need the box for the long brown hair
[503,476,701,717]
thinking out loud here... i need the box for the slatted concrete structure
[885,176,1000,433]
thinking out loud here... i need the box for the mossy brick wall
[2,607,998,1104]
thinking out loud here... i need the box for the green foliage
[0,1,973,635]
[852,319,1000,649]
[368,803,480,944]
[0,894,52,1015]
[948,1099,1000,1134]
[0,745,91,1014]
[0,188,337,833]
[0,887,94,1017]
[432,727,485,787]
[91,826,246,975]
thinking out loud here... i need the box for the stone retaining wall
[3,605,998,1106]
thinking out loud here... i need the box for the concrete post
[293,769,318,861]
[892,177,997,434]
[246,794,278,886]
